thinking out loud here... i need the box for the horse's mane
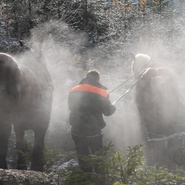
[131,53,151,76]
[0,53,20,73]
[0,53,21,98]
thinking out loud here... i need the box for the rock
[0,169,56,185]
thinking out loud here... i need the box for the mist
[11,7,185,157]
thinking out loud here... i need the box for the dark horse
[132,53,181,168]
[0,52,53,171]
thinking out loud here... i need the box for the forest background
[1,0,185,184]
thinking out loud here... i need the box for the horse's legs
[151,140,168,166]
[14,127,27,170]
[0,123,11,169]
[31,129,46,171]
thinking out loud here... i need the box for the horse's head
[131,53,151,78]
[0,53,21,102]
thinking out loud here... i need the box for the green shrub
[44,143,185,185]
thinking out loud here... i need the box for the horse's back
[136,68,179,135]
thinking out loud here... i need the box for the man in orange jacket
[68,70,116,171]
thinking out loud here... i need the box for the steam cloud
[11,13,185,155]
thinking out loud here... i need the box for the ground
[0,169,55,185]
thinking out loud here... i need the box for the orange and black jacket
[68,78,116,136]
